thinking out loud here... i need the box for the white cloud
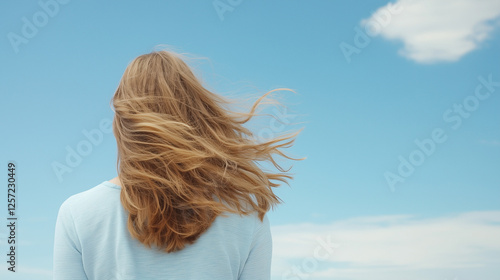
[479,139,500,147]
[362,0,500,63]
[271,211,500,280]
[0,266,52,280]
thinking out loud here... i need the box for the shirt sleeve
[53,199,88,280]
[239,214,272,280]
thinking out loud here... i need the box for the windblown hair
[111,49,303,253]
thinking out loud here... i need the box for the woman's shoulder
[212,209,270,239]
[58,181,120,216]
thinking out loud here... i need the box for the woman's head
[111,49,303,252]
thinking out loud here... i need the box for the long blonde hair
[111,49,303,253]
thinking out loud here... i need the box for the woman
[53,49,303,279]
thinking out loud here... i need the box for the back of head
[111,49,303,253]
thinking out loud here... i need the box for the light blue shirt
[53,181,272,280]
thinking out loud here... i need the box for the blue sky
[0,0,499,279]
